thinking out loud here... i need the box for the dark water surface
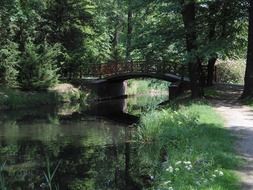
[0,94,168,190]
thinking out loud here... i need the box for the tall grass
[127,79,169,95]
[136,102,241,190]
[43,158,61,190]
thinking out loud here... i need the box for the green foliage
[216,59,246,84]
[43,0,97,75]
[0,84,87,110]
[43,158,61,190]
[127,79,169,95]
[136,103,240,189]
[0,42,19,86]
[0,0,249,90]
[19,42,60,90]
[0,87,59,109]
[0,162,7,190]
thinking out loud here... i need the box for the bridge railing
[62,61,189,79]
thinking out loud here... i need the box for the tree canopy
[0,0,251,97]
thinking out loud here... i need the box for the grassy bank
[127,79,169,95]
[136,102,240,190]
[0,84,87,110]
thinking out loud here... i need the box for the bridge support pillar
[169,82,186,100]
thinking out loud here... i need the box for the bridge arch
[67,61,190,100]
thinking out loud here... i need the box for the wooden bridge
[62,60,189,83]
[61,60,216,100]
[62,61,197,100]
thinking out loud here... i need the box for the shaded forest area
[0,0,253,98]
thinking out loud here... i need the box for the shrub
[127,79,169,95]
[0,41,19,87]
[216,59,245,84]
[18,41,61,90]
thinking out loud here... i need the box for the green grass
[0,86,86,110]
[127,79,169,95]
[136,102,241,190]
[204,87,224,99]
[0,87,59,110]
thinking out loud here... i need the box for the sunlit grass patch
[127,79,169,95]
[136,102,241,190]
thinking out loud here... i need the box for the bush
[0,41,19,87]
[18,41,61,90]
[127,79,169,95]
[216,59,245,84]
[0,87,58,110]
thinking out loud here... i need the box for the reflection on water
[0,93,168,190]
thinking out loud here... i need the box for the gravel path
[209,84,253,190]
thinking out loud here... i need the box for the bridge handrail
[62,60,189,79]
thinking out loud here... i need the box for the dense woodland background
[0,0,252,97]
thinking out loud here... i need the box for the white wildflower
[164,181,171,185]
[218,171,224,176]
[175,161,182,165]
[168,187,173,190]
[215,170,224,176]
[184,161,192,165]
[166,166,174,173]
[185,166,191,170]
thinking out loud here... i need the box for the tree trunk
[181,0,203,98]
[207,57,217,86]
[112,22,120,62]
[242,0,253,98]
[206,2,218,87]
[126,0,133,62]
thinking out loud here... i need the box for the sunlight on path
[210,84,253,190]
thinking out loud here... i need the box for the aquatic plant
[0,162,7,190]
[43,158,62,190]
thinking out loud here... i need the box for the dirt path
[209,84,253,190]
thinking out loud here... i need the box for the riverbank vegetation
[216,59,246,85]
[127,79,169,96]
[136,102,241,189]
[0,84,85,110]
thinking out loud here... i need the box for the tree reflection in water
[0,94,168,190]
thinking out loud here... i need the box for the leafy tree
[42,0,96,76]
[0,0,20,86]
[0,42,20,86]
[19,41,60,90]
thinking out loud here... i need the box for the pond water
[0,93,169,190]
